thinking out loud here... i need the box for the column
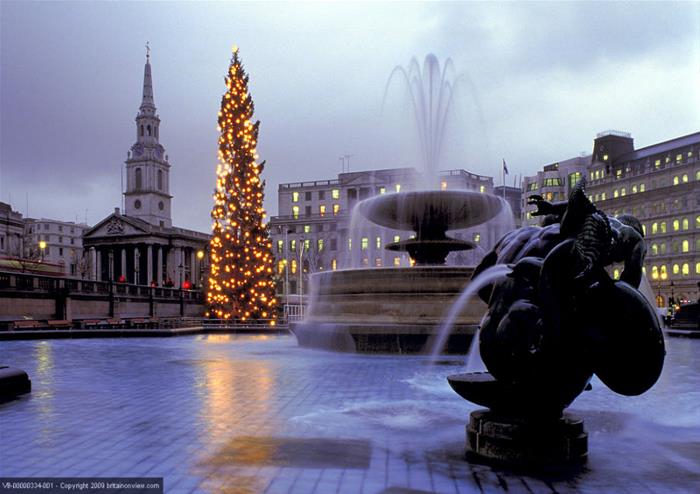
[96,249,102,281]
[190,249,196,285]
[133,247,140,285]
[90,247,97,281]
[175,248,183,287]
[108,250,114,281]
[157,246,163,285]
[147,245,153,285]
[120,248,127,279]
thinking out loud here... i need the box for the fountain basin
[292,266,486,353]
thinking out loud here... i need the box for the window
[660,242,666,254]
[660,222,667,234]
[601,192,606,200]
[319,205,326,216]
[379,187,386,195]
[682,240,689,253]
[652,222,658,234]
[473,233,481,243]
[651,243,658,255]
[528,182,539,191]
[361,237,369,250]
[682,174,688,183]
[375,258,382,267]
[394,257,401,266]
[333,204,340,215]
[330,238,337,251]
[305,192,312,201]
[682,218,689,230]
[651,265,659,280]
[291,259,297,274]
[147,125,151,136]
[135,168,142,190]
[696,262,700,274]
[568,172,581,189]
[292,192,299,203]
[673,220,680,232]
[317,239,324,251]
[59,247,63,256]
[376,236,381,249]
[632,185,638,194]
[305,206,311,216]
[613,269,620,280]
[673,264,680,275]
[277,240,283,253]
[331,259,337,270]
[290,239,296,252]
[673,176,680,185]
[332,189,340,199]
[479,185,486,193]
[292,206,299,219]
[654,159,661,169]
[58,225,63,232]
[594,170,600,180]
[304,239,310,251]
[543,178,563,187]
[348,238,352,251]
[660,265,668,279]
[140,125,144,136]
[393,235,400,243]
[613,189,619,198]
[277,261,285,274]
[441,181,448,190]
[676,153,683,162]
[395,184,401,193]
[301,225,309,234]
[696,171,700,181]
[620,188,626,197]
[640,183,645,192]
[319,190,325,200]
[603,154,609,161]
[158,170,163,190]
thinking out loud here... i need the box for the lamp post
[298,236,305,309]
[196,249,205,288]
[38,240,46,261]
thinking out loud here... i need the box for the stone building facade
[522,130,700,306]
[0,202,25,259]
[23,218,88,277]
[83,49,209,287]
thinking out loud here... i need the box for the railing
[203,318,285,329]
[0,270,203,302]
[279,179,340,189]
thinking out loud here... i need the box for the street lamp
[196,250,205,288]
[38,240,47,261]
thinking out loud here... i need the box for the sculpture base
[0,365,31,401]
[466,409,587,466]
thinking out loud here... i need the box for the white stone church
[83,49,209,287]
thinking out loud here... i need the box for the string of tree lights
[207,45,277,323]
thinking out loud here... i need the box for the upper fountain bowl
[357,190,503,265]
[358,190,502,233]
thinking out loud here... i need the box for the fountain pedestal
[466,410,587,466]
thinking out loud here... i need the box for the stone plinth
[293,266,485,353]
[466,409,588,466]
[0,365,31,400]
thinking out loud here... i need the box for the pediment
[84,214,150,238]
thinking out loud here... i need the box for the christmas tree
[207,46,277,323]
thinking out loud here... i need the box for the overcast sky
[1,1,699,232]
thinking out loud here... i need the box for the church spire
[140,42,156,115]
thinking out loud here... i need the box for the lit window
[660,222,667,234]
[672,263,680,275]
[660,265,668,279]
[304,225,311,233]
[393,235,400,243]
[590,171,594,181]
[290,239,296,252]
[601,192,606,200]
[277,240,283,253]
[651,265,659,280]
[348,238,352,251]
[292,206,299,219]
[652,222,658,234]
[660,242,666,254]
[395,184,401,193]
[682,218,689,230]
[291,259,297,274]
[362,257,369,266]
[317,239,324,251]
[361,237,369,250]
[603,154,609,161]
[319,205,326,216]
[277,261,285,274]
[682,240,689,252]
[473,233,481,243]
[441,181,448,190]
[651,243,658,255]
[613,269,620,280]
[304,239,310,251]
[393,257,401,266]
[676,153,683,162]
[654,159,661,169]
[697,215,700,228]
[376,236,381,249]
[331,259,337,270]
[665,156,671,163]
[682,174,688,183]
[640,183,645,192]
[632,185,638,194]
[696,170,700,181]
[595,170,600,180]
[642,224,647,235]
[375,258,382,267]
[615,169,622,179]
[292,192,299,202]
[332,189,340,199]
[333,204,340,215]
[673,220,680,232]
[696,262,700,274]
[613,189,619,198]
[673,176,679,185]
[621,188,626,197]
[379,187,386,194]
[479,185,485,193]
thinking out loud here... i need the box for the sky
[1,1,699,232]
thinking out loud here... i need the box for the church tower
[124,44,172,227]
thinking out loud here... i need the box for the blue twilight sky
[1,1,699,232]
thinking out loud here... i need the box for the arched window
[140,125,144,136]
[147,125,152,136]
[157,170,163,190]
[135,168,142,190]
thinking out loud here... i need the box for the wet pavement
[1,334,699,493]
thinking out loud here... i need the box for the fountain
[292,190,503,353]
[446,182,666,465]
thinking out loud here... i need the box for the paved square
[1,335,699,493]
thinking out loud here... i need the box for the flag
[502,159,509,175]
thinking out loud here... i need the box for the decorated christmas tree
[207,46,277,323]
